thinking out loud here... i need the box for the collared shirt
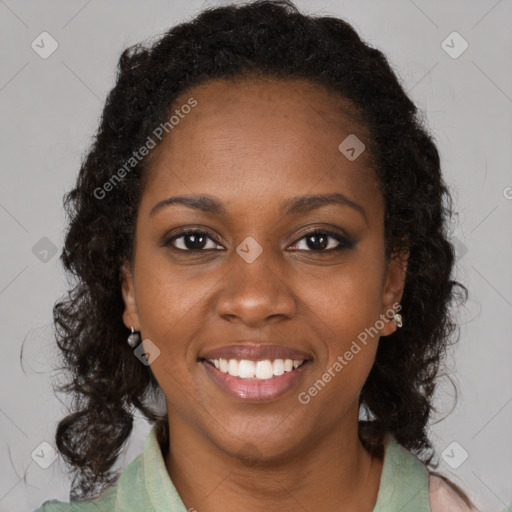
[34,423,473,511]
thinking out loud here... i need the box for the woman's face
[121,78,406,460]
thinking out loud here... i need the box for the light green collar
[372,432,431,511]
[112,424,431,512]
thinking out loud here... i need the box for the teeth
[272,359,285,376]
[228,359,239,377]
[206,358,305,379]
[219,358,229,373]
[255,360,273,380]
[238,359,255,378]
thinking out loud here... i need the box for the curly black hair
[48,0,470,504]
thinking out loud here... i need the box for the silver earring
[393,313,403,329]
[127,327,140,347]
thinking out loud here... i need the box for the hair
[48,0,472,506]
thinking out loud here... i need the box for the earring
[127,327,140,348]
[393,313,403,329]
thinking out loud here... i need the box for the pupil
[185,233,206,250]
[308,233,327,250]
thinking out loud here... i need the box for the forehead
[142,77,381,219]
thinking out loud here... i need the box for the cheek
[133,240,208,322]
[133,263,203,406]
[132,251,204,363]
[299,257,385,334]
[298,276,381,413]
[295,255,384,384]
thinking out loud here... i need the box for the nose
[215,249,297,327]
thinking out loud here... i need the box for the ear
[378,249,408,337]
[120,261,140,331]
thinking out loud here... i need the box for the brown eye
[163,230,224,251]
[289,229,354,252]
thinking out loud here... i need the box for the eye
[163,228,354,253]
[288,229,354,252]
[163,229,224,251]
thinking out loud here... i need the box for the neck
[163,410,384,512]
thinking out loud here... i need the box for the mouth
[200,357,308,379]
[197,343,313,402]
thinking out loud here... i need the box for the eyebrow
[149,192,367,222]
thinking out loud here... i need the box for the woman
[34,1,477,510]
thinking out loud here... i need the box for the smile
[199,357,312,401]
[198,342,313,401]
[206,358,306,380]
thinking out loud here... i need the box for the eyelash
[162,228,354,253]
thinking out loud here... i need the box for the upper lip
[199,343,313,362]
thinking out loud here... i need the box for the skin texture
[121,78,408,512]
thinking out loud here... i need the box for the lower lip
[200,360,312,402]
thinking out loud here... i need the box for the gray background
[1,0,511,511]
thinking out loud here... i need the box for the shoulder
[32,501,70,512]
[31,486,117,512]
[32,423,167,512]
[31,466,125,512]
[31,451,148,512]
[428,473,476,511]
